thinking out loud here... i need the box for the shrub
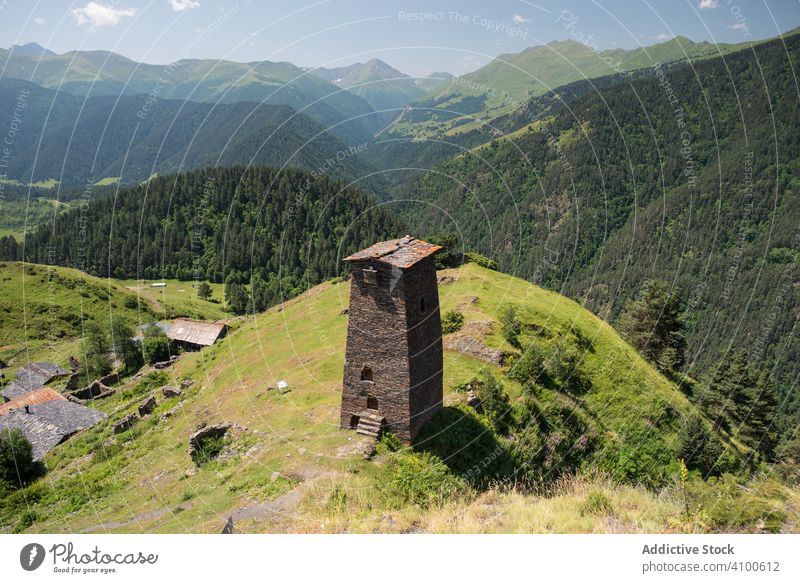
[0,428,36,488]
[580,491,614,516]
[381,451,468,508]
[473,369,512,434]
[465,252,497,270]
[599,423,673,488]
[142,327,171,364]
[499,305,522,349]
[193,435,226,467]
[676,415,725,476]
[508,342,546,387]
[441,310,464,334]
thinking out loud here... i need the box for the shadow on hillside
[414,406,514,489]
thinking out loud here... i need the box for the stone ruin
[138,395,156,417]
[71,380,115,400]
[188,422,232,461]
[161,386,182,398]
[113,413,138,434]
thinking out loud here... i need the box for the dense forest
[399,32,800,439]
[9,166,402,303]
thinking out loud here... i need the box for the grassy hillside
[0,262,221,368]
[3,263,793,534]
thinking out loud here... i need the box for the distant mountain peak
[10,42,55,57]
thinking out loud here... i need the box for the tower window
[363,267,378,285]
[361,366,373,382]
[420,296,426,313]
[367,396,378,410]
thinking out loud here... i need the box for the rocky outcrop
[444,335,504,365]
[443,320,505,365]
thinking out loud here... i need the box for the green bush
[381,451,468,508]
[465,252,497,270]
[473,369,512,434]
[142,327,171,364]
[676,415,725,476]
[508,342,546,387]
[499,305,522,349]
[599,423,673,488]
[441,310,464,334]
[193,435,226,467]
[0,428,36,489]
[580,491,614,516]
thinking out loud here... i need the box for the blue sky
[1,0,799,77]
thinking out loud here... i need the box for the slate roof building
[167,318,227,349]
[0,393,106,460]
[340,236,444,443]
[13,362,71,391]
[0,387,65,416]
[1,381,33,402]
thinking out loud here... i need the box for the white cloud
[698,0,719,10]
[34,17,45,25]
[728,22,746,30]
[70,2,135,27]
[170,0,199,12]
[655,33,673,41]
[512,15,530,24]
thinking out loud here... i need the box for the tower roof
[344,236,442,269]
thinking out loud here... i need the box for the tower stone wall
[340,237,443,443]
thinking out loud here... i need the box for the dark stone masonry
[340,236,444,443]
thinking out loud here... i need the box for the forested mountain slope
[400,31,800,426]
[0,79,379,188]
[14,166,402,291]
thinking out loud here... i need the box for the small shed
[167,318,227,349]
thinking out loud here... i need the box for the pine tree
[619,279,686,374]
[225,281,250,315]
[740,372,780,460]
[197,281,212,300]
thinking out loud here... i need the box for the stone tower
[340,236,443,443]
